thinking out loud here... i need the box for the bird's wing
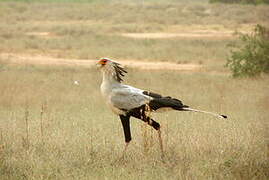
[110,85,152,111]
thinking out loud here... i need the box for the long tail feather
[182,107,227,119]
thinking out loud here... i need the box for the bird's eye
[98,58,111,66]
[98,58,108,65]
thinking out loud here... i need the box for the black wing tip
[142,91,162,98]
[221,115,228,119]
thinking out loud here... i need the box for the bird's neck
[101,70,121,98]
[101,70,121,86]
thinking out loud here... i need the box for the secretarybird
[97,58,227,157]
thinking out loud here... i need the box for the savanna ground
[0,0,268,179]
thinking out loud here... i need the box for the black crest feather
[112,62,127,82]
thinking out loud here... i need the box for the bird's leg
[119,115,131,160]
[158,128,164,158]
[120,142,130,159]
[128,106,165,158]
[146,118,165,158]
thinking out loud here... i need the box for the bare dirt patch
[0,53,202,71]
[25,32,58,39]
[25,20,99,26]
[121,31,249,39]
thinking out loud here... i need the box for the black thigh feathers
[120,91,188,143]
[120,115,131,143]
[127,105,160,130]
[120,105,161,143]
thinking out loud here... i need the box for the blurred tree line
[210,0,269,4]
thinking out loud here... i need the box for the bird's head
[97,58,127,83]
[97,58,111,67]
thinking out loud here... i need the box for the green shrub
[226,24,269,77]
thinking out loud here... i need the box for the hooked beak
[96,60,105,68]
[97,60,106,65]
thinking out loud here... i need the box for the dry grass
[0,60,268,179]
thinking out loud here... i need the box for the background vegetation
[0,0,268,64]
[227,24,269,77]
